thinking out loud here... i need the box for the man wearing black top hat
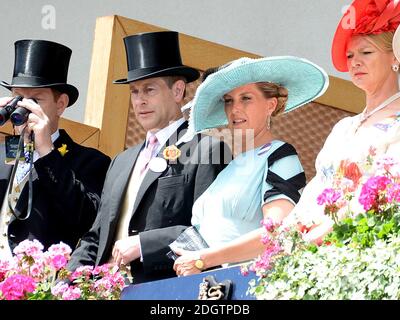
[0,39,111,259]
[68,31,230,284]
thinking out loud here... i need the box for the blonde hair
[255,82,288,116]
[365,31,394,52]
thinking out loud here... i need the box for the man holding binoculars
[0,39,111,259]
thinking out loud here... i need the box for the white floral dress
[285,112,400,228]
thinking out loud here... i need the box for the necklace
[358,91,400,125]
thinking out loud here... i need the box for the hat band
[11,75,68,87]
[127,65,184,80]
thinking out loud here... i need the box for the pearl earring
[392,64,399,72]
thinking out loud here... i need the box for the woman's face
[346,35,397,93]
[223,83,276,136]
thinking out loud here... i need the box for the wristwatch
[194,255,205,270]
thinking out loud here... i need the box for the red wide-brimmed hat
[332,0,400,72]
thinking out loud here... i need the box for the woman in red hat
[285,0,400,243]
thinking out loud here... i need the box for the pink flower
[92,264,114,276]
[51,282,69,297]
[359,176,392,211]
[62,287,81,300]
[261,232,271,245]
[252,242,282,274]
[71,265,94,281]
[106,271,126,288]
[13,239,44,260]
[240,265,249,276]
[317,188,342,206]
[1,239,126,300]
[47,242,72,258]
[369,146,377,157]
[261,217,277,233]
[93,278,113,296]
[29,261,45,279]
[0,274,36,300]
[387,183,400,204]
[0,260,13,282]
[51,255,67,270]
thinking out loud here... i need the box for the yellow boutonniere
[163,145,181,161]
[58,144,69,157]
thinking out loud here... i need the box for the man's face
[129,77,182,132]
[11,87,66,126]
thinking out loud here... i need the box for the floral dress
[285,112,400,228]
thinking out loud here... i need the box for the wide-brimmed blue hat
[180,56,328,143]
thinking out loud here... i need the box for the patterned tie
[15,162,31,185]
[15,142,35,185]
[139,134,159,175]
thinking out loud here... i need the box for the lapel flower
[58,144,69,157]
[163,145,181,161]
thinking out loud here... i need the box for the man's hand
[112,235,141,267]
[16,98,53,157]
[0,96,13,108]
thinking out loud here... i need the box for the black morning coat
[0,129,111,251]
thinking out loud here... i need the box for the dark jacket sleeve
[66,211,103,270]
[66,155,117,270]
[34,146,111,236]
[140,138,231,273]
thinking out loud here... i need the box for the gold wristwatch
[194,255,205,270]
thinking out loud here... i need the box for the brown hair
[162,76,187,98]
[50,88,63,102]
[255,82,288,116]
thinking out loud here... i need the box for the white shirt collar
[145,118,185,151]
[33,130,60,162]
[51,130,60,143]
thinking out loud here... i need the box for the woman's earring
[392,64,399,72]
[266,116,271,130]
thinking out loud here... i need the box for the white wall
[0,0,351,123]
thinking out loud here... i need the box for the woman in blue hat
[172,56,329,276]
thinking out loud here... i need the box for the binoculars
[0,96,32,126]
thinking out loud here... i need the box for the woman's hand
[302,216,334,245]
[173,248,203,277]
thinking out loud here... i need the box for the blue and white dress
[191,140,306,247]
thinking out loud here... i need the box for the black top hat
[0,39,79,107]
[114,31,200,84]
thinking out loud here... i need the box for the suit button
[0,245,4,249]
[168,220,172,224]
